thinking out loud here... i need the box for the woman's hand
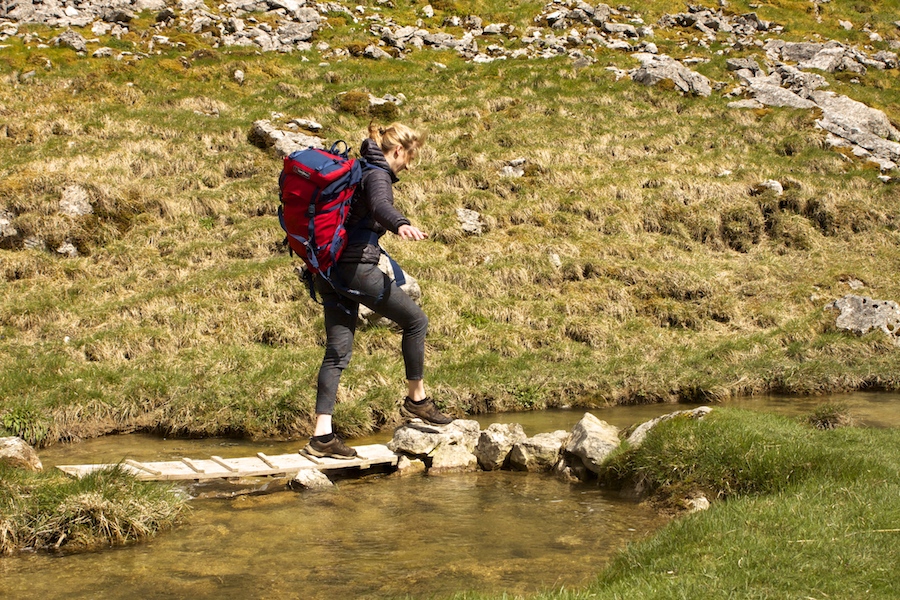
[398,224,428,241]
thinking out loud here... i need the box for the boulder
[393,455,427,477]
[475,423,526,471]
[565,413,620,474]
[603,22,637,37]
[59,184,93,217]
[630,54,712,97]
[509,430,569,472]
[56,241,79,257]
[290,468,333,490]
[0,208,19,246]
[826,294,900,345]
[626,407,714,448]
[364,45,392,60]
[553,452,591,482]
[0,437,43,471]
[726,57,762,76]
[685,494,711,513]
[52,29,87,53]
[388,419,480,456]
[429,444,478,474]
[447,419,481,452]
[133,0,168,11]
[799,46,848,73]
[753,179,784,196]
[247,119,323,157]
[779,41,826,62]
[456,208,484,235]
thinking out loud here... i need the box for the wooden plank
[125,459,162,476]
[300,451,323,465]
[57,444,401,482]
[210,455,237,472]
[256,452,277,469]
[181,458,205,473]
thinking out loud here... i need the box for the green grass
[452,408,900,599]
[1,1,900,445]
[0,464,188,554]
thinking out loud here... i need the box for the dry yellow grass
[0,2,899,444]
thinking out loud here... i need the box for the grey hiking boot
[301,436,358,460]
[401,396,454,425]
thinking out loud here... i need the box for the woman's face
[386,144,416,173]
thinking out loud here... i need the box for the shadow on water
[3,392,898,599]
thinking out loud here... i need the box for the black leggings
[315,262,428,415]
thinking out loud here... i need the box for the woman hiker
[302,122,454,461]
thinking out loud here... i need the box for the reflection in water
[5,392,898,599]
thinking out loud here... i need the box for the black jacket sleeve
[360,168,411,234]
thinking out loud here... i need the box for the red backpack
[278,142,405,308]
[278,142,364,281]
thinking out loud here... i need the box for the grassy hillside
[1,0,899,446]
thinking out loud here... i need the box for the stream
[2,392,898,599]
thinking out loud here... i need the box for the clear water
[3,392,898,599]
[0,472,664,599]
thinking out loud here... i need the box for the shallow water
[1,472,665,599]
[4,392,899,599]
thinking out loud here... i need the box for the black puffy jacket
[339,138,411,264]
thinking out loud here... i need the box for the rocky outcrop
[658,6,778,41]
[0,436,43,471]
[630,53,712,97]
[726,50,900,172]
[827,295,900,346]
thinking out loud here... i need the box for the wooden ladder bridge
[56,444,399,482]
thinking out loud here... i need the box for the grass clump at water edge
[0,464,189,554]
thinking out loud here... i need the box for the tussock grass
[0,1,899,445]
[0,464,187,554]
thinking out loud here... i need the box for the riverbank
[3,405,897,599]
[466,407,900,599]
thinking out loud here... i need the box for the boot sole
[300,445,358,461]
[400,406,453,426]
